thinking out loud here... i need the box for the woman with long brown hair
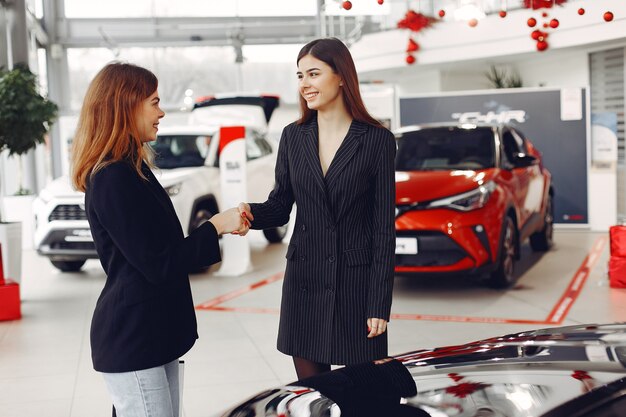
[239,37,396,379]
[72,62,247,417]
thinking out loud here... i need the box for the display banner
[399,88,588,224]
[216,126,251,276]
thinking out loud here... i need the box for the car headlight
[427,180,496,211]
[164,182,182,197]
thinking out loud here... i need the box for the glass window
[151,134,209,169]
[511,128,529,154]
[246,133,272,161]
[396,127,495,171]
[501,129,523,164]
[67,47,298,111]
[64,0,317,18]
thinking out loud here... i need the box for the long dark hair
[296,37,381,127]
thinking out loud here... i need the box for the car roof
[193,94,280,123]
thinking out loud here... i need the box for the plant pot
[0,222,22,283]
[3,195,35,249]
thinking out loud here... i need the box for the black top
[85,160,221,372]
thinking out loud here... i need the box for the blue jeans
[102,359,180,417]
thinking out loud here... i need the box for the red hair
[296,38,381,127]
[71,62,157,192]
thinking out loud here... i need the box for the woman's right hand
[238,202,254,224]
[209,208,248,235]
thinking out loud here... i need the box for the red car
[394,123,554,288]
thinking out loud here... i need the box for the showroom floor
[0,229,625,417]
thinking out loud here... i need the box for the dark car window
[247,133,272,161]
[396,127,495,171]
[501,129,524,164]
[511,128,529,154]
[152,134,210,169]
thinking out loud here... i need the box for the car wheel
[529,195,554,252]
[263,225,288,243]
[486,216,517,289]
[191,209,214,231]
[51,260,86,272]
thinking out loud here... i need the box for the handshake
[208,203,254,236]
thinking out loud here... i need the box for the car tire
[51,260,86,272]
[191,209,214,231]
[486,216,517,289]
[529,195,554,252]
[263,225,288,243]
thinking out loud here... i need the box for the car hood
[38,168,204,201]
[37,176,83,200]
[395,169,498,204]
[219,323,626,417]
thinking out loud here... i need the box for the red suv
[394,123,554,288]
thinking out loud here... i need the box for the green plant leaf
[0,64,58,156]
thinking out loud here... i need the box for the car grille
[50,242,95,251]
[395,231,467,267]
[49,205,87,221]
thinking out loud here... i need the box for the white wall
[440,69,491,91]
[514,51,590,88]
[352,0,626,75]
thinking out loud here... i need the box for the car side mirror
[513,153,538,168]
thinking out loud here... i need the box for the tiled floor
[1,229,625,417]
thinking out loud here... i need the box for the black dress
[249,118,396,365]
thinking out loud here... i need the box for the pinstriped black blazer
[249,116,396,365]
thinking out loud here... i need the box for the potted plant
[0,63,58,282]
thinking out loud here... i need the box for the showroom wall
[515,51,589,89]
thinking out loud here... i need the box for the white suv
[33,96,287,272]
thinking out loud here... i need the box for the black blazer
[85,161,221,373]
[249,117,396,365]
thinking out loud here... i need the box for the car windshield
[396,127,495,171]
[151,134,211,169]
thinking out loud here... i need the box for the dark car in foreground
[220,323,626,417]
[394,123,554,288]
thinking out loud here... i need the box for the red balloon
[499,10,507,18]
[527,17,537,27]
[406,55,416,65]
[342,1,352,10]
[468,18,478,27]
[549,19,559,28]
[531,29,542,40]
[537,40,548,51]
[543,23,549,28]
[577,8,585,15]
[604,11,614,22]
[378,0,384,4]
[438,9,445,18]
[542,12,548,18]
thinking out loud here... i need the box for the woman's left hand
[367,317,388,338]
